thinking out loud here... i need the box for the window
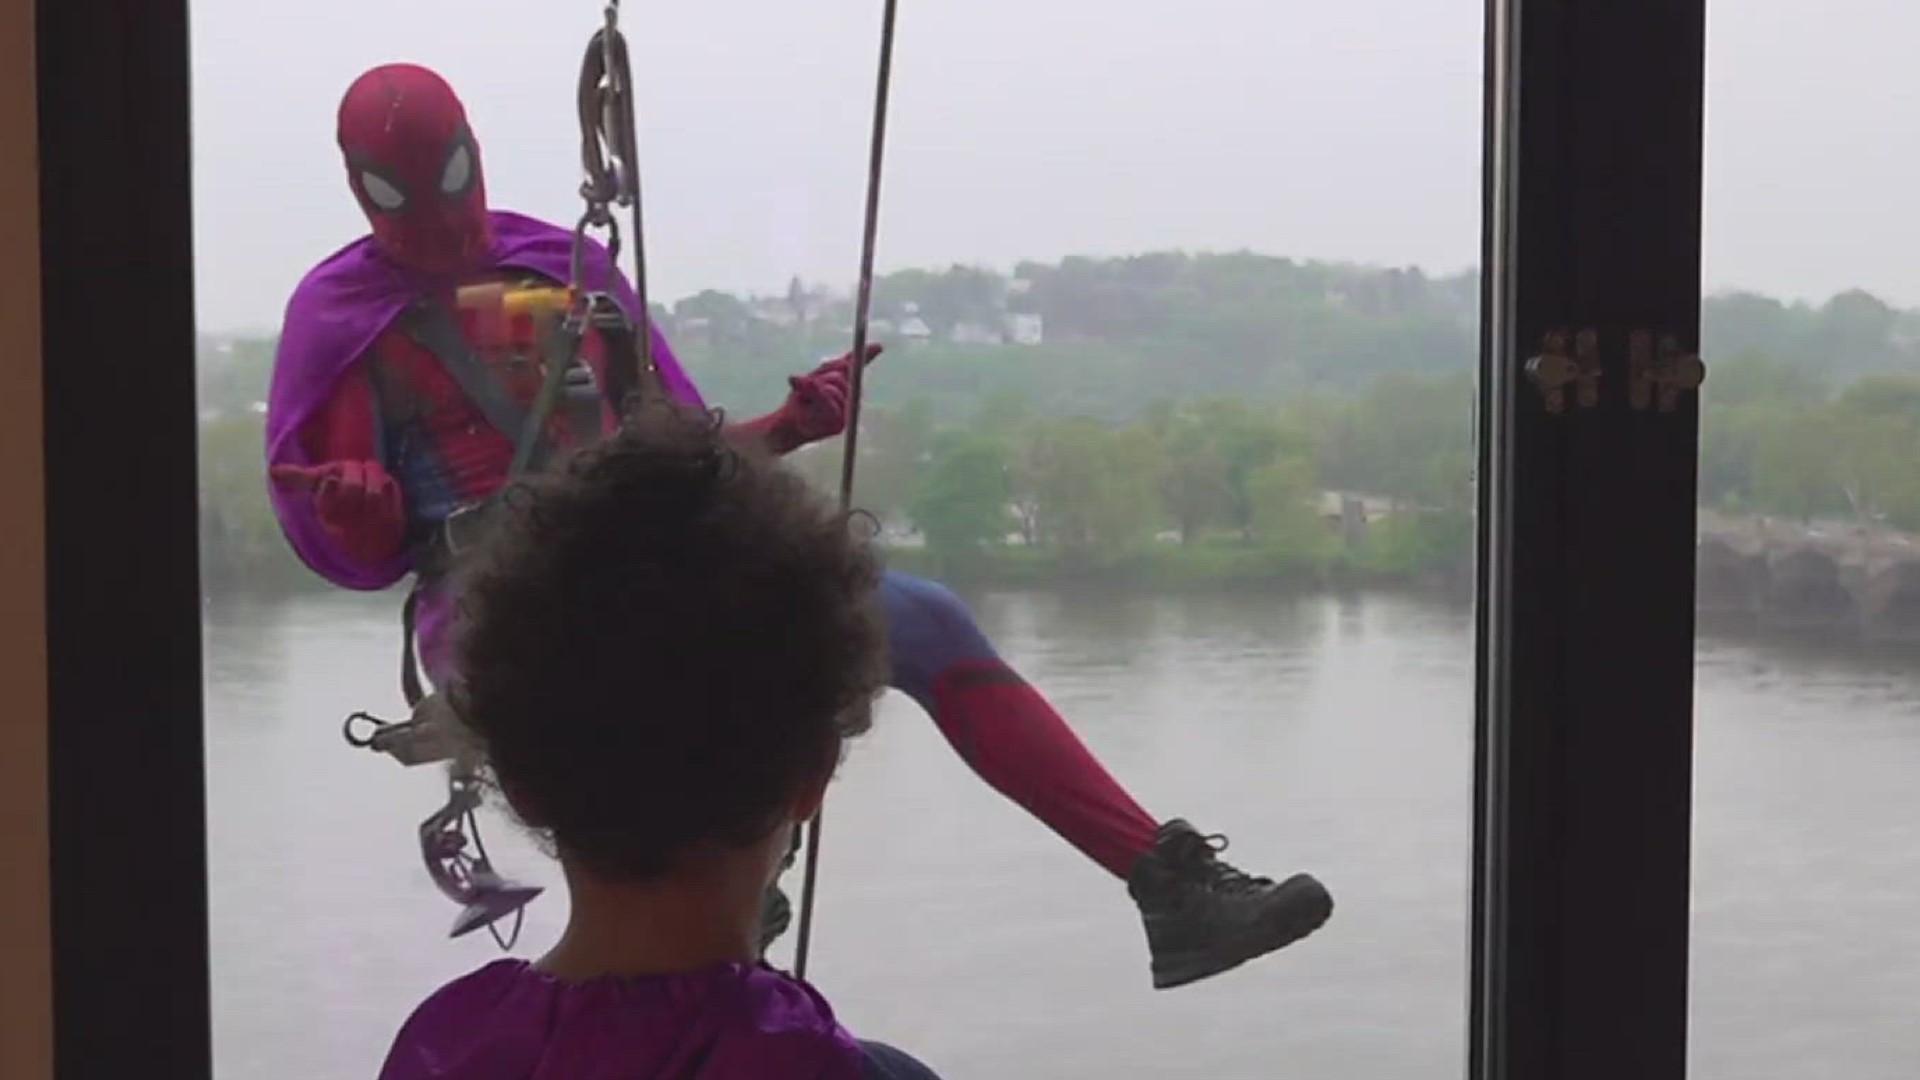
[39,1,1708,1078]
[194,4,1485,1073]
[1692,7,1920,1077]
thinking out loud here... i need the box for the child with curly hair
[377,403,938,1080]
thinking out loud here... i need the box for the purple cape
[265,209,706,591]
[377,960,866,1080]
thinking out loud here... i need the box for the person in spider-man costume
[264,62,1331,990]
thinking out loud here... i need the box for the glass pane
[193,2,1484,1076]
[1694,7,1920,1077]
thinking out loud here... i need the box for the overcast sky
[189,0,1920,332]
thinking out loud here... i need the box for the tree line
[1701,352,1920,529]
[780,376,1473,586]
[195,252,1920,591]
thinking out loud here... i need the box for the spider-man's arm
[269,363,410,566]
[727,344,884,456]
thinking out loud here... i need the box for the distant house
[676,316,714,346]
[949,320,1002,346]
[743,288,837,331]
[760,277,1049,347]
[947,311,1043,347]
[752,302,800,328]
[898,315,933,342]
[849,316,926,345]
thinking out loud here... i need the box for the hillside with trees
[194,252,1920,592]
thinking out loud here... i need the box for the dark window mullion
[39,2,209,1078]
[1474,0,1705,1078]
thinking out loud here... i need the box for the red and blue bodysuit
[267,63,1331,993]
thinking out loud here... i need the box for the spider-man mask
[336,63,491,275]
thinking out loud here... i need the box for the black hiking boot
[1127,819,1333,990]
[759,843,799,957]
[759,881,793,957]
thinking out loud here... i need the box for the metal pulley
[573,0,655,381]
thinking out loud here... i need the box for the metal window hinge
[1526,327,1601,414]
[1627,330,1706,412]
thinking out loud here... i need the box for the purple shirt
[378,960,867,1080]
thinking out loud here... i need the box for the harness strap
[392,298,633,708]
[393,300,554,710]
[399,302,553,472]
[595,303,642,417]
[387,292,671,714]
[558,364,606,455]
[509,315,591,477]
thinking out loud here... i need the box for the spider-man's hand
[780,343,884,446]
[271,460,408,564]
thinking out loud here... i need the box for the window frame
[39,1,209,1076]
[39,0,1706,1076]
[1472,0,1705,1078]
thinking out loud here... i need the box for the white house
[1007,312,1044,346]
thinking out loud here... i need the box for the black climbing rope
[561,0,901,981]
[793,0,903,983]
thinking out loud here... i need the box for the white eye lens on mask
[361,171,406,212]
[440,145,472,195]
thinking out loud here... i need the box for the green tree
[1829,375,1920,527]
[1700,351,1831,511]
[1023,419,1109,551]
[1094,424,1168,552]
[978,396,1046,546]
[1186,400,1296,541]
[1158,410,1231,546]
[1246,456,1323,553]
[1705,349,1827,409]
[1339,372,1473,510]
[198,409,307,587]
[973,388,1033,441]
[907,432,1011,565]
[851,399,936,520]
[1750,407,1843,524]
[1020,418,1163,554]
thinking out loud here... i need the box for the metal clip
[342,695,468,767]
[1526,328,1601,414]
[1628,330,1706,412]
[420,768,543,940]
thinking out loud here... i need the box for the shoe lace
[1176,832,1275,894]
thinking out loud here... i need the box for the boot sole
[759,886,794,956]
[1149,873,1334,991]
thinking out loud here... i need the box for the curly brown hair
[450,402,887,881]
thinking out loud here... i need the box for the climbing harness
[339,0,668,952]
[793,0,903,982]
[340,281,627,949]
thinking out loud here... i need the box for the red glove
[270,460,407,565]
[768,344,884,451]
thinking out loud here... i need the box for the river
[202,588,1920,1079]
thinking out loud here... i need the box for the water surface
[203,588,1920,1078]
